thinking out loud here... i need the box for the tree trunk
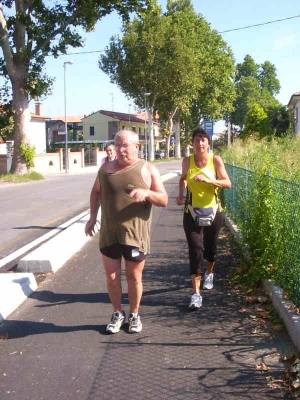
[10,78,30,174]
[148,106,154,161]
[167,114,174,159]
[184,122,190,157]
[174,120,181,158]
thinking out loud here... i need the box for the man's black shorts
[100,243,146,262]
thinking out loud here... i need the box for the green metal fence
[222,164,300,307]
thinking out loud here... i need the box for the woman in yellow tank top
[176,126,231,311]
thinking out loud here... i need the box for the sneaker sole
[128,325,143,333]
[106,322,124,334]
[106,327,122,334]
[188,304,202,311]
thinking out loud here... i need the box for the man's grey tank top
[98,159,152,253]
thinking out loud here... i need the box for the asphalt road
[0,160,182,269]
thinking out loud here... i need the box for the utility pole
[228,120,232,148]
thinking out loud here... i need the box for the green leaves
[99,0,236,126]
[231,55,281,129]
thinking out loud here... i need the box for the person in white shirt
[101,144,117,165]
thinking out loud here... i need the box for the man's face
[106,146,115,160]
[114,134,138,164]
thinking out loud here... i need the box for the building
[287,92,300,135]
[28,103,48,154]
[46,115,84,148]
[82,110,161,151]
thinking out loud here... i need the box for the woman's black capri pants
[183,209,224,275]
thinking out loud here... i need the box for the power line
[219,14,300,33]
[65,13,300,56]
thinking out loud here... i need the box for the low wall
[0,155,8,174]
[0,148,105,175]
[33,152,62,173]
[0,143,6,155]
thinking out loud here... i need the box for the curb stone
[224,215,300,353]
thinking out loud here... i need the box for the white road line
[0,210,89,268]
[0,171,181,269]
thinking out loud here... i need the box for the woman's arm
[193,155,231,189]
[176,157,190,205]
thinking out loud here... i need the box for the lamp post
[128,103,131,125]
[144,92,150,161]
[64,60,74,173]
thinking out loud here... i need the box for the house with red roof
[82,110,161,151]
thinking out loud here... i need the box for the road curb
[224,215,300,353]
[0,273,37,323]
[17,213,93,273]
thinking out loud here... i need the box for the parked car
[155,150,165,159]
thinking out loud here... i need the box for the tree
[268,105,291,137]
[99,0,235,159]
[242,103,269,138]
[0,0,147,174]
[231,55,281,130]
[259,61,280,96]
[235,54,259,82]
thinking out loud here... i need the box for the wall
[28,120,47,154]
[0,143,6,154]
[0,155,8,174]
[33,152,62,173]
[1,149,110,175]
[294,100,300,135]
[83,112,115,141]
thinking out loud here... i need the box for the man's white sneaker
[128,314,143,333]
[188,294,202,310]
[106,311,125,334]
[203,273,214,290]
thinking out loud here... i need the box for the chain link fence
[222,164,300,307]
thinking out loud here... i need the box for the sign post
[203,120,214,152]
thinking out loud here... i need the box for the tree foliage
[0,102,14,142]
[242,103,269,138]
[0,0,147,174]
[267,105,291,137]
[231,55,281,129]
[99,0,236,159]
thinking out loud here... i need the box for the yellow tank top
[185,153,217,210]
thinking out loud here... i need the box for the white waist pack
[188,203,219,227]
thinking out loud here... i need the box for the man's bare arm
[129,163,168,207]
[85,176,101,237]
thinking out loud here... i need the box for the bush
[20,142,36,171]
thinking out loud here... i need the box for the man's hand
[85,219,97,237]
[129,188,150,202]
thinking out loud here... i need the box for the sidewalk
[0,178,298,400]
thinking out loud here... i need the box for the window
[90,126,95,136]
[139,127,141,134]
[132,126,136,132]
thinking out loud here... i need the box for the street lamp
[128,103,131,125]
[144,92,150,161]
[64,60,74,173]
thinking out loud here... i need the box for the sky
[25,1,300,131]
